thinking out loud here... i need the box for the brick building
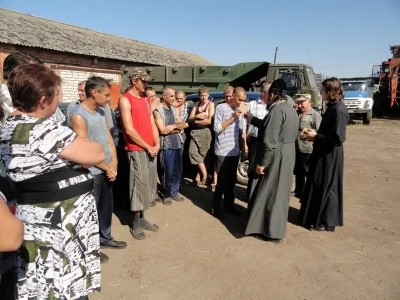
[0,8,213,102]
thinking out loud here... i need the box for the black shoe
[224,206,241,216]
[314,225,335,232]
[254,235,282,244]
[211,208,225,220]
[268,238,283,244]
[305,225,314,231]
[101,239,127,249]
[100,251,109,264]
[291,190,303,198]
[172,195,184,202]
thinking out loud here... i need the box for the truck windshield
[279,72,296,87]
[342,82,368,92]
[307,68,318,89]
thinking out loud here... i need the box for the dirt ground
[93,119,400,300]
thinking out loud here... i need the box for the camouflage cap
[129,67,151,82]
[294,94,312,102]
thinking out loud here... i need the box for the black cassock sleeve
[315,111,348,147]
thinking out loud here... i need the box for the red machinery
[372,45,400,116]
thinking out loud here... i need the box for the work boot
[100,252,109,264]
[140,211,159,232]
[130,213,146,240]
[100,239,127,249]
[162,197,173,206]
[172,195,184,202]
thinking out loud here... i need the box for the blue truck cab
[342,81,374,125]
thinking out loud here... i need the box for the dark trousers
[246,136,258,197]
[93,173,113,244]
[294,152,310,197]
[113,146,130,209]
[212,155,239,210]
[159,148,183,198]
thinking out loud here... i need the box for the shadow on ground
[179,178,249,239]
[287,206,300,226]
[113,174,302,239]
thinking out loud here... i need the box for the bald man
[210,85,235,190]
[211,87,247,220]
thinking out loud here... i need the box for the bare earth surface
[93,119,400,300]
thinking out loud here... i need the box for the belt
[15,168,93,205]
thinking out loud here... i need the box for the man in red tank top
[118,68,160,240]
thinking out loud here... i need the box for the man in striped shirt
[211,87,247,220]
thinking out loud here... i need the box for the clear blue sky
[1,0,399,78]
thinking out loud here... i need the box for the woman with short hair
[0,63,105,299]
[298,77,350,232]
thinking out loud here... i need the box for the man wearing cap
[292,94,322,199]
[118,68,160,240]
[244,78,298,243]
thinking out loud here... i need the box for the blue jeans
[159,148,183,198]
[93,173,113,244]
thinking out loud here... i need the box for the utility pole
[273,47,278,63]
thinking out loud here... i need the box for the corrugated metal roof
[0,8,214,66]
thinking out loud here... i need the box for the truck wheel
[237,160,249,186]
[363,111,372,125]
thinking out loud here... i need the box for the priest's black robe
[245,100,298,239]
[298,101,349,227]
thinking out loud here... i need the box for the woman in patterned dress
[0,101,24,252]
[0,64,105,300]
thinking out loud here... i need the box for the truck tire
[237,160,249,186]
[363,111,372,125]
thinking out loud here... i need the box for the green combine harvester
[121,61,322,111]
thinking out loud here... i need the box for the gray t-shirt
[69,105,112,175]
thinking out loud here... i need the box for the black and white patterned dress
[0,115,101,300]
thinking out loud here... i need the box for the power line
[320,51,388,61]
[314,59,381,69]
[313,48,389,58]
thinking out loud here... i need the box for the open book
[238,102,250,114]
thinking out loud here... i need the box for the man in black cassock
[244,79,298,243]
[298,77,349,232]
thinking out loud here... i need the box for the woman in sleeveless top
[0,64,105,300]
[188,86,215,185]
